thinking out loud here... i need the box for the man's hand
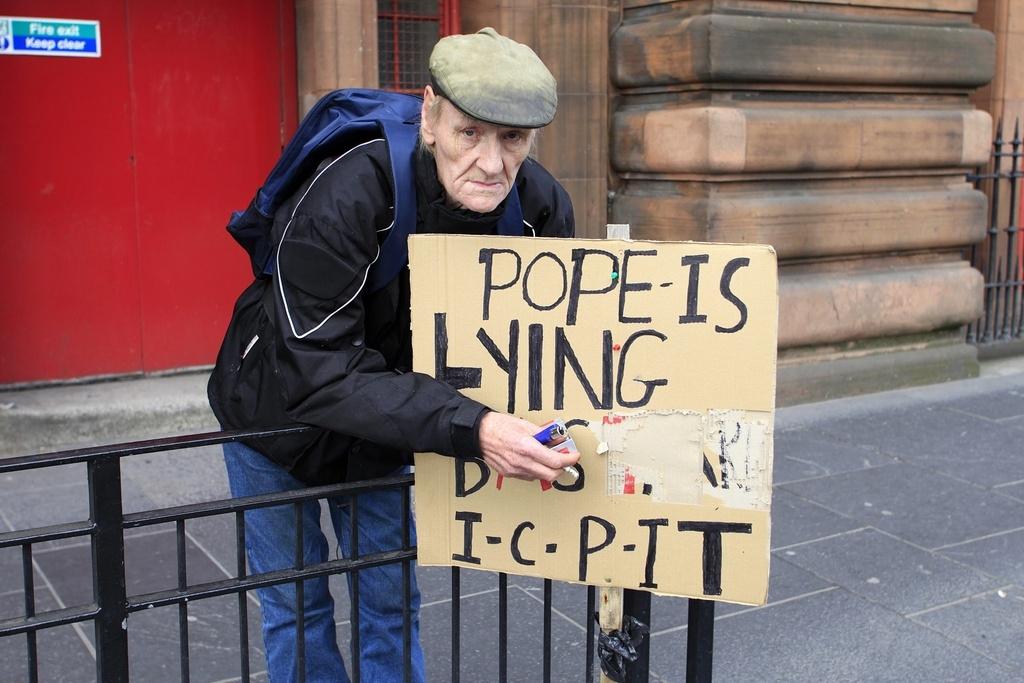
[477,412,580,482]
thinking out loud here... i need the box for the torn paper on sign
[702,410,773,510]
[590,411,703,504]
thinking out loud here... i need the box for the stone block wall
[609,0,995,404]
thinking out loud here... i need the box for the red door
[0,0,296,383]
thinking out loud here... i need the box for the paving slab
[0,465,197,590]
[780,528,996,615]
[0,470,157,550]
[124,596,265,683]
[769,488,862,550]
[994,481,1024,502]
[913,586,1024,670]
[17,529,267,683]
[649,555,833,633]
[0,586,95,682]
[650,588,1013,682]
[938,527,1024,585]
[936,387,1024,421]
[23,527,235,623]
[120,445,231,510]
[0,545,27,600]
[415,565,504,605]
[815,405,1024,488]
[0,462,90,493]
[22,623,97,683]
[176,513,250,585]
[780,462,1024,549]
[16,543,93,617]
[521,574,591,631]
[772,429,897,485]
[509,558,835,639]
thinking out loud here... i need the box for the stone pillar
[462,0,612,235]
[610,0,995,404]
[295,0,378,115]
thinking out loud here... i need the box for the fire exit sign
[0,17,101,58]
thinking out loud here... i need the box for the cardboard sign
[410,235,777,605]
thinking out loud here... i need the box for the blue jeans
[223,441,425,683]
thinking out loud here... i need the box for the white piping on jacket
[242,334,260,359]
[277,138,389,340]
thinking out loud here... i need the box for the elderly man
[208,28,579,683]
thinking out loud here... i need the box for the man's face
[420,87,536,213]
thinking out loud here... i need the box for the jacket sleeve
[270,146,488,459]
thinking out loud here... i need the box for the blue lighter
[532,420,579,481]
[532,420,567,445]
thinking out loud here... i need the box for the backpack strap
[497,186,524,237]
[367,119,420,292]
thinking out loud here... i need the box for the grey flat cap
[429,27,557,128]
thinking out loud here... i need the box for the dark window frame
[378,0,460,92]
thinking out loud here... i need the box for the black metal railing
[968,117,1023,346]
[0,428,718,682]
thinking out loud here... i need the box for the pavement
[1,358,1024,682]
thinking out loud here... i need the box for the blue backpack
[227,88,524,293]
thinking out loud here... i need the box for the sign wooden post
[599,586,624,681]
[601,224,630,683]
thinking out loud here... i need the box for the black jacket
[208,139,574,485]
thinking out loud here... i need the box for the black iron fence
[0,428,716,682]
[968,117,1023,348]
